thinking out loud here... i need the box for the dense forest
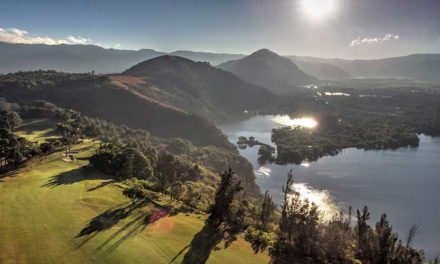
[0,101,40,169]
[253,86,440,164]
[271,112,419,164]
[0,71,232,147]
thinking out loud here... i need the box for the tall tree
[208,167,242,225]
[375,214,398,264]
[356,206,373,261]
[272,169,323,261]
[0,110,22,132]
[170,181,183,201]
[57,122,79,155]
[279,169,294,243]
[259,190,276,231]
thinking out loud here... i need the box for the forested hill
[119,55,277,121]
[218,49,318,95]
[0,71,229,148]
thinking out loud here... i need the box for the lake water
[219,115,440,259]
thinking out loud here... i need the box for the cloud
[66,35,90,44]
[0,27,91,45]
[350,34,400,47]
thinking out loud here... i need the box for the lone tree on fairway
[39,142,53,159]
[57,122,79,156]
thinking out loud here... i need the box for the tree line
[0,101,52,170]
[206,168,432,264]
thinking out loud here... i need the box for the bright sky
[1,0,439,58]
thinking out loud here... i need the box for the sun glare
[292,183,338,221]
[273,116,318,128]
[302,0,336,19]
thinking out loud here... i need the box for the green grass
[16,119,59,143]
[0,142,269,263]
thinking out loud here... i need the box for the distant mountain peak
[218,49,318,94]
[250,48,278,57]
[146,55,192,63]
[246,49,299,69]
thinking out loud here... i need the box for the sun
[301,0,336,19]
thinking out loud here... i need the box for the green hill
[218,49,318,95]
[0,71,230,148]
[119,55,277,121]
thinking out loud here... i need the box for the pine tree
[208,167,242,225]
[279,169,294,242]
[356,206,373,261]
[375,214,398,264]
[259,190,276,231]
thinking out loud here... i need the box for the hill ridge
[218,48,318,94]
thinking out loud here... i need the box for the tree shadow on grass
[170,245,191,263]
[16,119,56,134]
[98,210,153,253]
[180,222,225,264]
[87,179,115,192]
[41,167,111,188]
[75,200,155,251]
[77,202,146,237]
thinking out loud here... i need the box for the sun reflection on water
[291,183,338,221]
[255,166,272,177]
[272,115,318,128]
[300,162,311,168]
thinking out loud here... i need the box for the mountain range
[1,41,440,83]
[289,54,440,82]
[0,42,241,74]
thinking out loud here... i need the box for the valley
[1,43,439,264]
[3,0,440,263]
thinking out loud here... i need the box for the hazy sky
[1,0,439,58]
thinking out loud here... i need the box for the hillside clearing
[15,118,59,144]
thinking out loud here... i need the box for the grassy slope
[0,124,269,264]
[15,119,59,144]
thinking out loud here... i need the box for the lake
[219,115,440,259]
